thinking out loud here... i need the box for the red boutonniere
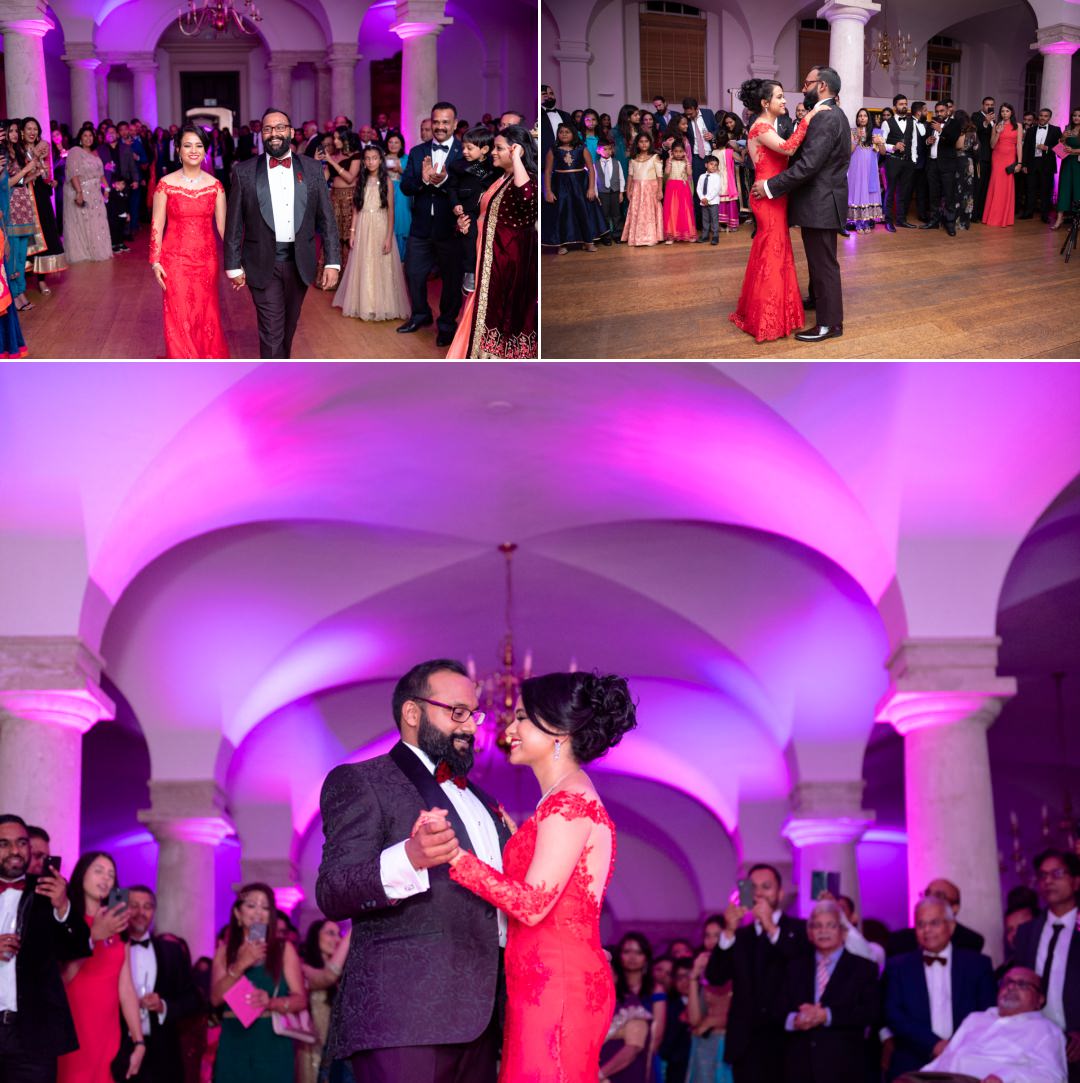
[296,172,303,184]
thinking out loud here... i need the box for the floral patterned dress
[450,790,617,1082]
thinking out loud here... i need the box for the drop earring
[553,740,561,761]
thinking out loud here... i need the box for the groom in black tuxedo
[316,658,510,1083]
[224,108,340,358]
[752,66,851,342]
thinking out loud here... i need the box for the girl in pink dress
[621,134,664,246]
[982,103,1022,228]
[663,143,696,242]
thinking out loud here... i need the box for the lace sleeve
[449,792,598,926]
[777,119,808,153]
[149,220,162,265]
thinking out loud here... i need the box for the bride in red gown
[436,672,636,1083]
[149,123,229,358]
[730,80,825,342]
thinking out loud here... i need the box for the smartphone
[811,870,841,898]
[248,922,268,943]
[107,887,129,909]
[737,879,754,908]
[43,855,62,876]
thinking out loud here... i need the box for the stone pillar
[0,637,115,866]
[1032,25,1080,140]
[391,1,451,146]
[0,0,55,141]
[481,60,502,117]
[139,781,234,959]
[781,781,874,917]
[818,0,881,121]
[267,58,295,117]
[63,44,100,129]
[240,857,303,917]
[876,638,1015,965]
[96,61,111,122]
[315,64,331,127]
[551,40,591,122]
[326,42,359,122]
[127,54,160,130]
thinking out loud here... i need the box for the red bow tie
[270,156,291,169]
[434,762,468,789]
[0,879,26,893]
[923,954,947,966]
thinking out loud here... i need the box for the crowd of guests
[0,102,538,359]
[540,84,1080,251]
[6,806,1077,1083]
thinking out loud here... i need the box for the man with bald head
[887,878,986,957]
[883,896,995,1079]
[911,967,1067,1083]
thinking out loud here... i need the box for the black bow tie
[130,938,153,948]
[923,954,947,966]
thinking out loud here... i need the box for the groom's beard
[418,711,475,776]
[803,88,820,111]
[264,135,289,157]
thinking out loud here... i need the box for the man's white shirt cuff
[380,840,430,899]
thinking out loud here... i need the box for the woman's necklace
[182,167,202,185]
[537,767,581,808]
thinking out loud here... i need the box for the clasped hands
[421,155,447,187]
[404,807,461,870]
[791,1003,828,1030]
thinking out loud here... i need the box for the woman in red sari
[447,125,537,358]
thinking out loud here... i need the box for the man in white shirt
[880,93,925,230]
[916,966,1067,1083]
[316,659,511,1083]
[1021,108,1062,222]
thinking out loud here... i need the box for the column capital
[552,39,592,65]
[138,779,235,844]
[1032,24,1080,55]
[390,0,451,41]
[781,815,874,847]
[325,42,359,64]
[749,54,779,79]
[782,780,875,846]
[817,0,881,25]
[62,42,99,69]
[123,51,158,71]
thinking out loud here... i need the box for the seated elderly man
[778,898,879,1083]
[899,966,1067,1083]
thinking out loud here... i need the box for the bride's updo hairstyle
[520,672,637,763]
[739,78,782,116]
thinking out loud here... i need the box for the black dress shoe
[897,220,918,228]
[884,222,896,232]
[945,222,957,236]
[794,324,843,342]
[396,316,433,333]
[801,296,816,309]
[919,221,940,229]
[436,330,455,348]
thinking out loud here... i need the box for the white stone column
[1032,25,1080,137]
[138,781,235,959]
[0,0,55,141]
[876,638,1015,966]
[96,61,111,122]
[267,58,295,116]
[315,64,331,126]
[127,54,160,130]
[551,40,591,119]
[391,1,451,146]
[63,44,100,129]
[326,42,359,122]
[482,60,502,117]
[0,637,115,866]
[818,0,881,121]
[781,780,874,918]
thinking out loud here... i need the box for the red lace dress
[450,790,617,1082]
[150,179,229,358]
[729,119,809,342]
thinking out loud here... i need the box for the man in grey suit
[753,66,851,342]
[316,658,510,1083]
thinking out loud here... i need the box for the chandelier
[866,17,918,71]
[177,0,261,36]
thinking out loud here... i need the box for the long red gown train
[729,119,809,342]
[450,790,617,1083]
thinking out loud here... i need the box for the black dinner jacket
[1023,124,1062,173]
[1014,912,1080,1031]
[926,116,963,165]
[111,934,204,1083]
[400,139,464,240]
[9,876,93,1056]
[886,920,985,957]
[223,152,340,290]
[705,913,811,1064]
[315,740,511,1059]
[777,947,880,1083]
[973,110,995,161]
[767,101,852,231]
[540,107,575,164]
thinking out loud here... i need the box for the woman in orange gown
[58,852,145,1083]
[439,671,637,1083]
[982,103,1022,228]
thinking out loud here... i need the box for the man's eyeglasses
[999,977,1040,993]
[413,697,485,725]
[1037,867,1071,882]
[261,124,291,135]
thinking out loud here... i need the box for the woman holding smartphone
[210,882,306,1083]
[982,102,1022,227]
[57,851,146,1083]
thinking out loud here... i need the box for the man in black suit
[224,107,340,359]
[882,896,996,1080]
[1013,847,1080,1081]
[753,65,851,342]
[879,93,923,230]
[777,899,879,1083]
[0,813,94,1083]
[705,862,811,1082]
[398,102,465,347]
[111,886,203,1083]
[972,96,996,220]
[1021,108,1062,221]
[316,658,511,1083]
[682,97,716,232]
[909,101,931,221]
[540,85,574,181]
[652,95,675,133]
[886,879,986,957]
[921,103,962,234]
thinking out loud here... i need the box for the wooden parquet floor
[540,217,1080,359]
[18,231,447,360]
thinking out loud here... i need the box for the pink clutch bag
[223,976,264,1028]
[1054,142,1069,160]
